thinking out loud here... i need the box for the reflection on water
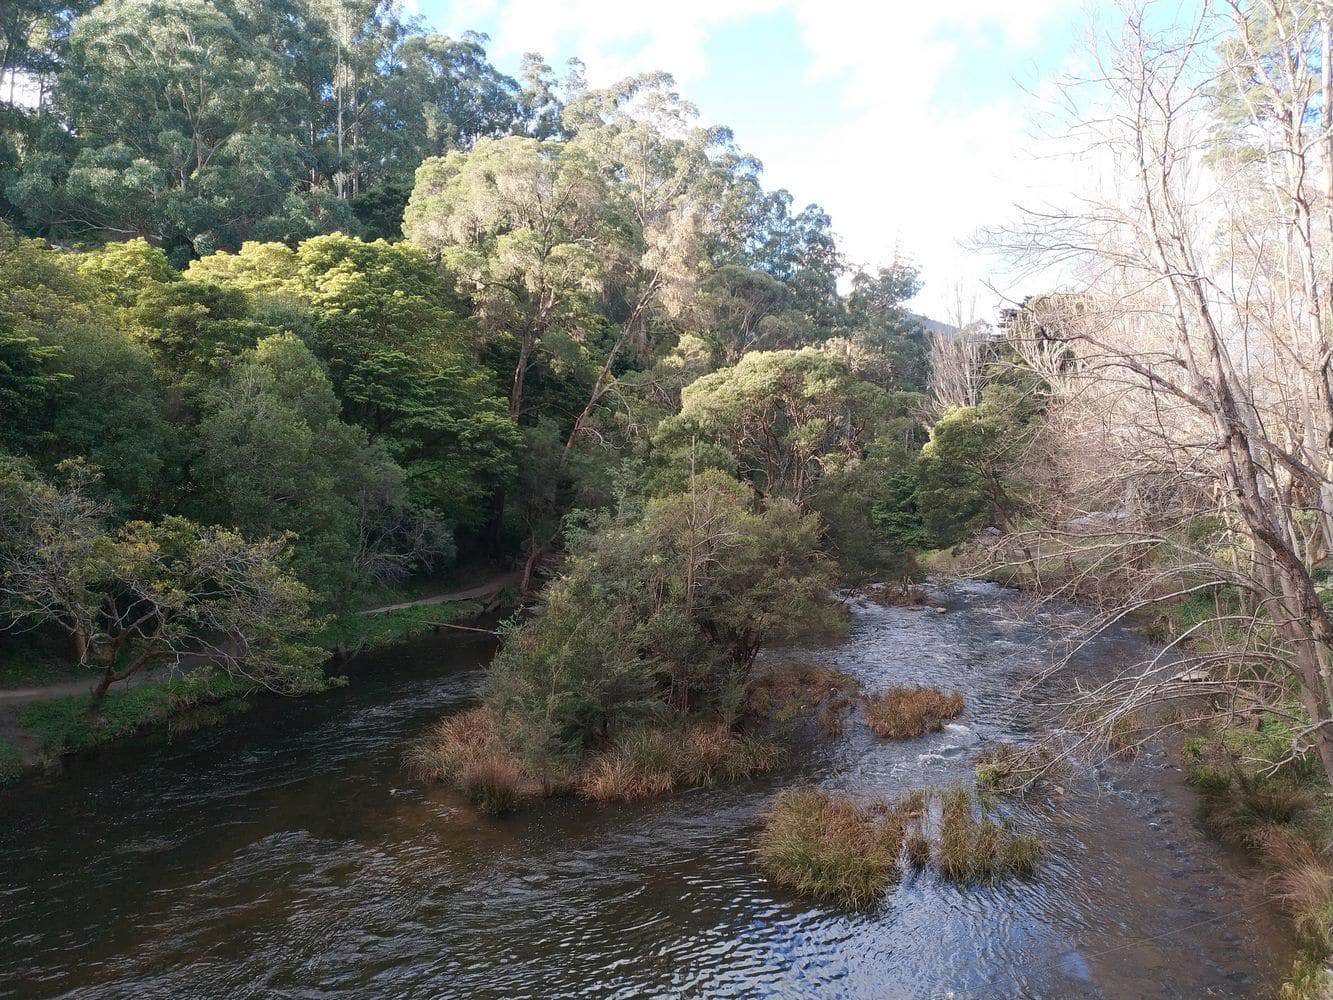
[0,580,1290,998]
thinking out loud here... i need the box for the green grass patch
[0,737,22,784]
[18,671,250,754]
[317,601,479,653]
[757,787,911,907]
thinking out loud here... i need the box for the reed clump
[936,785,1043,883]
[757,787,910,907]
[756,784,1043,905]
[863,686,964,739]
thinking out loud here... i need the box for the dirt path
[0,664,167,706]
[359,572,519,615]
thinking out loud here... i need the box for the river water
[0,580,1292,999]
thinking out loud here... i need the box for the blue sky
[414,1,1091,319]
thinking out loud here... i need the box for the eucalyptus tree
[404,134,613,422]
[12,0,334,254]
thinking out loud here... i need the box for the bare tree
[981,2,1333,783]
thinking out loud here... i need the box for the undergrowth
[406,707,781,815]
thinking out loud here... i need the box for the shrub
[757,788,909,906]
[863,686,964,739]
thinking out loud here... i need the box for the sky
[416,0,1091,321]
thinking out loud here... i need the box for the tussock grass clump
[936,784,1043,884]
[863,686,964,740]
[578,723,781,802]
[1198,775,1313,851]
[1185,764,1232,795]
[757,788,909,906]
[906,831,932,868]
[757,784,1044,903]
[1257,827,1333,953]
[405,707,543,815]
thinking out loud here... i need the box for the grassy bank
[1178,716,1333,999]
[316,600,483,656]
[17,671,253,756]
[0,576,504,779]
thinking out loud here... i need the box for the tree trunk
[90,668,115,709]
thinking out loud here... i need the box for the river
[0,579,1292,998]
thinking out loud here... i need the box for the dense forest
[0,0,1029,721]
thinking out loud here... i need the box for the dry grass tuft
[863,686,965,739]
[405,707,542,815]
[1255,827,1333,953]
[757,787,909,906]
[578,723,781,803]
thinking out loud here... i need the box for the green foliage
[915,385,1036,547]
[0,457,328,701]
[661,348,899,503]
[487,470,839,768]
[188,234,520,529]
[197,332,435,603]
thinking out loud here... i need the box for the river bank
[0,569,518,778]
[0,579,1292,998]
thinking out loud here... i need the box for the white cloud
[456,0,1087,319]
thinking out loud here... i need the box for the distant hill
[907,313,958,338]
